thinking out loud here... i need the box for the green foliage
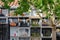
[56,0,60,4]
[3,2,10,9]
[8,0,14,3]
[1,0,14,9]
[29,0,54,11]
[1,0,60,18]
[47,0,54,4]
[15,0,30,15]
[33,0,42,9]
[20,0,30,12]
[29,0,60,19]
[42,0,48,5]
[2,0,14,2]
[41,5,48,11]
[14,7,23,15]
[54,4,60,18]
[30,0,42,9]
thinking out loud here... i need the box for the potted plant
[14,0,30,16]
[31,19,40,26]
[1,0,14,16]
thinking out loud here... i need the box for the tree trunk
[52,27,56,40]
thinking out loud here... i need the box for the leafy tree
[29,0,60,40]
